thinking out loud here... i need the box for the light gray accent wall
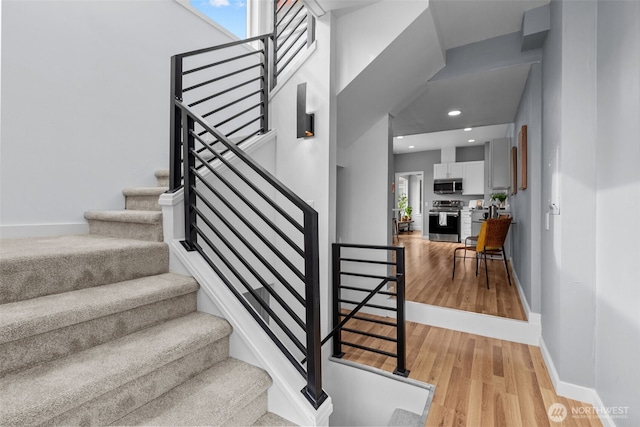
[521,4,550,51]
[541,0,598,390]
[594,1,640,424]
[430,31,542,82]
[455,145,484,163]
[510,63,542,313]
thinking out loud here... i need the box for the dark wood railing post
[307,13,316,46]
[394,247,409,377]
[301,211,328,409]
[181,109,197,251]
[331,244,344,358]
[272,0,279,88]
[170,55,183,191]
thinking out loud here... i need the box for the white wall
[336,115,391,246]
[594,1,640,424]
[1,0,236,233]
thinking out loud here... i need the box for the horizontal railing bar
[276,14,306,54]
[183,63,263,92]
[193,224,307,354]
[212,102,262,129]
[277,3,305,37]
[176,100,316,216]
[192,242,306,377]
[339,271,399,281]
[177,33,271,60]
[336,243,401,251]
[276,41,307,76]
[275,0,288,15]
[188,76,262,108]
[340,313,398,328]
[319,278,389,347]
[338,299,397,312]
[223,116,263,139]
[202,89,262,119]
[192,204,306,329]
[341,341,397,359]
[236,132,259,145]
[339,257,396,266]
[341,327,397,343]
[338,284,396,296]
[189,151,306,264]
[191,134,304,234]
[184,50,262,76]
[191,182,306,302]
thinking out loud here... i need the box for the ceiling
[393,124,509,154]
[390,0,549,151]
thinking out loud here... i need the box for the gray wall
[510,63,542,313]
[541,2,639,423]
[455,145,485,163]
[594,0,640,423]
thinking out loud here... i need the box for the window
[190,0,247,39]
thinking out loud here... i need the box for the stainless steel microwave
[433,179,463,194]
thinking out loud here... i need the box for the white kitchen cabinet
[460,209,472,242]
[463,161,484,195]
[434,162,464,179]
[488,138,510,190]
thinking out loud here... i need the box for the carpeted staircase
[0,170,295,426]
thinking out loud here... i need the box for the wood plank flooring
[396,232,527,321]
[339,316,602,427]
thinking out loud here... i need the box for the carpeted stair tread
[84,210,162,224]
[122,187,168,196]
[0,312,231,427]
[112,358,272,426]
[155,169,170,187]
[388,408,423,426]
[253,412,297,426]
[0,273,198,345]
[0,235,168,303]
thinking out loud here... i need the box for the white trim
[539,337,613,427]
[302,0,326,18]
[0,222,89,239]
[269,41,318,99]
[406,301,541,346]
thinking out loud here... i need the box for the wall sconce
[297,82,314,138]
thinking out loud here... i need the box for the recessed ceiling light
[408,145,415,149]
[448,110,461,116]
[397,136,404,139]
[464,127,472,131]
[468,139,475,143]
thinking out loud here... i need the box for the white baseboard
[406,301,541,345]
[539,337,614,427]
[509,257,541,325]
[0,222,89,239]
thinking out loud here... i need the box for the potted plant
[398,194,408,220]
[491,192,508,207]
[405,205,413,220]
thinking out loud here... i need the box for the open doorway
[394,171,423,235]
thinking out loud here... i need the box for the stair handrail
[328,243,410,377]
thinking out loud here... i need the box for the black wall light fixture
[296,82,314,138]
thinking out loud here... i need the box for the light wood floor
[340,315,602,427]
[395,231,527,321]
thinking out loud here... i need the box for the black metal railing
[170,34,273,191]
[329,243,409,377]
[175,100,327,408]
[273,0,315,87]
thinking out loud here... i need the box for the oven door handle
[429,212,459,217]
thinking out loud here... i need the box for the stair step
[0,235,168,304]
[155,169,169,187]
[0,273,198,376]
[85,210,163,242]
[0,312,232,427]
[112,358,272,426]
[123,187,168,211]
[253,412,297,426]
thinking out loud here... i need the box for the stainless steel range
[428,200,464,242]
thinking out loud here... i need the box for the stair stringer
[159,131,333,426]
